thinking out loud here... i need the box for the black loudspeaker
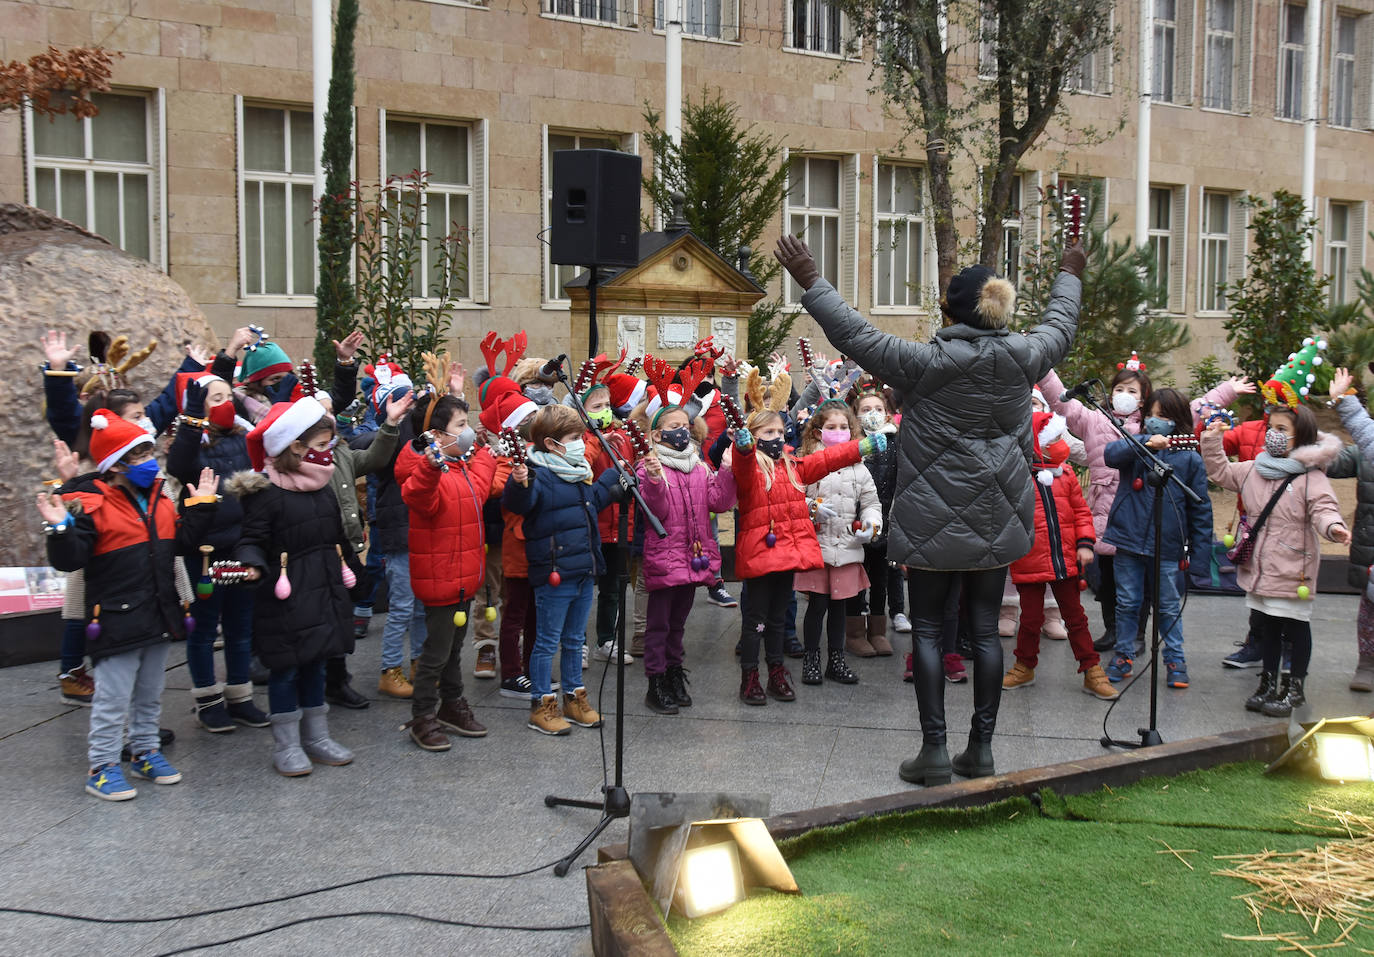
[550,149,642,268]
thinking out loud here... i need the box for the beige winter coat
[806,461,883,568]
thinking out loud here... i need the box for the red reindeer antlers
[572,348,629,394]
[479,331,529,377]
[676,358,710,400]
[693,336,725,362]
[641,355,678,403]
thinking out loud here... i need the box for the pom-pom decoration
[548,570,562,587]
[90,414,109,430]
[337,545,356,588]
[1261,335,1326,408]
[1116,351,1147,372]
[86,604,102,642]
[1037,469,1055,486]
[453,609,467,626]
[484,607,498,622]
[274,553,292,600]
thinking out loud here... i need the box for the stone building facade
[2,0,1372,370]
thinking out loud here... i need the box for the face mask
[1265,428,1291,457]
[1112,391,1140,415]
[524,385,555,406]
[859,410,886,434]
[453,427,476,456]
[820,428,850,447]
[1143,416,1174,436]
[136,416,156,436]
[124,458,160,489]
[659,427,692,451]
[302,447,334,467]
[208,401,236,430]
[588,407,613,428]
[557,438,586,466]
[757,437,785,460]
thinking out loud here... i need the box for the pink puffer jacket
[1201,430,1346,598]
[636,458,737,591]
[1040,369,1236,556]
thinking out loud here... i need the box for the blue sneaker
[128,750,182,785]
[86,763,136,801]
[1166,660,1190,689]
[1104,655,1134,683]
[1222,639,1263,668]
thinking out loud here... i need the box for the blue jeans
[530,575,594,703]
[380,551,426,670]
[267,659,327,714]
[1114,551,1184,664]
[183,557,254,690]
[88,642,169,768]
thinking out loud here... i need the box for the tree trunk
[928,147,958,296]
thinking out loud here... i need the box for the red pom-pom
[1132,477,1144,491]
[1117,362,1125,370]
[1078,578,1089,591]
[548,569,562,587]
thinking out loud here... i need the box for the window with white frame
[1278,3,1305,120]
[1327,202,1351,306]
[1331,13,1357,128]
[544,130,625,304]
[873,162,924,309]
[978,3,998,78]
[1204,0,1252,111]
[790,0,849,55]
[382,115,485,302]
[1000,175,1024,286]
[238,103,316,299]
[785,155,843,301]
[1147,185,1188,313]
[1199,190,1238,312]
[654,0,737,40]
[545,0,632,27]
[1065,39,1111,95]
[1152,0,1194,103]
[28,91,159,264]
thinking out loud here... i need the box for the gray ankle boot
[952,738,995,778]
[269,711,312,777]
[300,704,354,766]
[898,742,951,786]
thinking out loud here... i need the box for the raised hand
[53,439,80,483]
[185,340,211,367]
[36,490,67,525]
[1060,241,1087,278]
[227,326,255,355]
[773,234,820,291]
[858,432,887,457]
[1330,367,1355,401]
[767,351,790,379]
[385,389,416,425]
[734,428,754,451]
[187,467,219,498]
[40,330,77,368]
[1227,375,1256,396]
[333,330,365,362]
[448,361,466,396]
[718,354,741,378]
[511,463,529,486]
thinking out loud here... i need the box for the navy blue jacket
[1101,437,1213,563]
[503,465,622,587]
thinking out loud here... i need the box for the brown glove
[1060,241,1087,279]
[774,235,821,291]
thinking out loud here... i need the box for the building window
[873,162,924,309]
[1153,0,1177,102]
[382,116,480,301]
[654,0,737,40]
[1065,39,1111,95]
[544,0,633,27]
[28,91,158,263]
[1331,13,1357,128]
[790,0,848,55]
[785,155,844,301]
[1000,175,1024,286]
[238,103,316,299]
[978,3,998,78]
[1199,190,1237,312]
[544,130,625,304]
[1326,202,1349,306]
[1147,185,1189,313]
[1278,3,1305,121]
[1203,0,1252,112]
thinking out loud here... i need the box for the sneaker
[563,687,603,728]
[1104,655,1133,683]
[581,643,589,669]
[473,645,497,679]
[594,640,634,664]
[352,616,370,639]
[706,583,738,607]
[436,697,488,737]
[499,674,533,699]
[121,729,174,764]
[529,694,571,735]
[1166,660,1190,689]
[892,613,912,634]
[59,665,94,706]
[86,763,136,801]
[766,663,796,702]
[1001,661,1034,689]
[403,714,451,751]
[1082,664,1119,700]
[378,666,413,699]
[903,653,914,683]
[1223,640,1264,669]
[128,750,182,785]
[943,652,967,683]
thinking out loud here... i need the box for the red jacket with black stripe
[397,443,499,607]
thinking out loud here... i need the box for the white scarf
[653,442,701,474]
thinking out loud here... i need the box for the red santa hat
[1031,410,1070,485]
[605,373,648,414]
[88,409,155,474]
[478,390,539,435]
[246,397,330,471]
[174,372,226,412]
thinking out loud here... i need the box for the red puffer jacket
[730,441,862,579]
[1010,470,1096,584]
[587,425,635,545]
[397,444,499,606]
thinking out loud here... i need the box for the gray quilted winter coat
[799,272,1082,571]
[1329,394,1374,589]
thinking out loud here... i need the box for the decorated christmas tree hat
[1261,336,1327,409]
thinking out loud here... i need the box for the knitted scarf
[1254,450,1307,481]
[265,458,335,492]
[529,449,593,483]
[653,442,701,474]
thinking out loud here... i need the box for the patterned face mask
[1264,428,1291,458]
[757,437,785,460]
[859,410,886,434]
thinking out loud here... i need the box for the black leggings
[803,593,847,653]
[739,571,794,669]
[1253,610,1312,677]
[908,568,1006,745]
[848,545,904,617]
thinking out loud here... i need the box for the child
[848,377,903,653]
[39,411,219,799]
[1328,368,1374,692]
[635,388,737,714]
[231,397,364,777]
[727,408,885,704]
[396,392,500,751]
[795,399,882,685]
[1001,412,1117,700]
[1203,400,1349,716]
[1100,388,1214,688]
[503,404,622,735]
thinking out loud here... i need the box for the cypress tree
[313,0,359,370]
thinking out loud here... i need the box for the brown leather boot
[846,617,876,657]
[867,615,893,656]
[436,697,488,737]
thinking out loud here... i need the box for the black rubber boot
[899,742,951,786]
[952,738,995,778]
[644,674,679,715]
[665,665,692,707]
[1245,671,1277,712]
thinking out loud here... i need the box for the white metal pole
[665,0,682,146]
[312,0,331,202]
[1135,0,1153,250]
[1301,0,1322,262]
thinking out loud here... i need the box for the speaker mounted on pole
[550,149,642,268]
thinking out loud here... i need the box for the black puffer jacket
[166,425,252,554]
[230,471,364,670]
[800,273,1080,570]
[369,418,416,555]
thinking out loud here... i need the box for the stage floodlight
[674,840,745,918]
[1266,716,1374,782]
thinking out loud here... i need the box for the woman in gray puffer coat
[775,235,1085,786]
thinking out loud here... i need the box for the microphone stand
[1073,385,1202,750]
[542,356,666,877]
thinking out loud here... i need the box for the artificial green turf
[666,763,1374,956]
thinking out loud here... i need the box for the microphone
[539,354,567,380]
[1059,379,1099,403]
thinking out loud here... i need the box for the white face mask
[137,416,157,436]
[1111,391,1140,416]
[859,410,886,434]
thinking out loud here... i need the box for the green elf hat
[237,326,292,384]
[1261,335,1327,408]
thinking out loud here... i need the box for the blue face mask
[124,458,161,489]
[1143,416,1174,436]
